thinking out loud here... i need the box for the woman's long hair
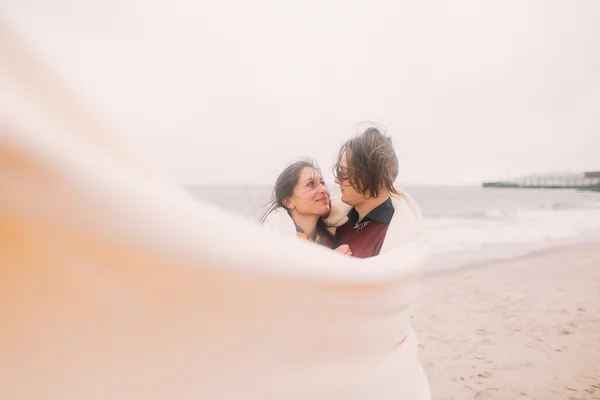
[260,158,322,224]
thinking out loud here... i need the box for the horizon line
[182,182,482,187]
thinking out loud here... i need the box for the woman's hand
[335,244,352,256]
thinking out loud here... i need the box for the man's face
[333,150,366,206]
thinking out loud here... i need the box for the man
[330,125,422,258]
[326,125,431,399]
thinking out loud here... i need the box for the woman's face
[285,167,331,217]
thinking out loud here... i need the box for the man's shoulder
[390,189,422,221]
[379,192,423,254]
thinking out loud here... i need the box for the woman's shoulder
[316,222,337,249]
[262,207,297,236]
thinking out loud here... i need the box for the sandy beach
[413,242,600,400]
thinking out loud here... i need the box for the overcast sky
[3,0,599,185]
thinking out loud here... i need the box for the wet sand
[413,242,600,400]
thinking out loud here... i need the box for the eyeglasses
[333,165,350,181]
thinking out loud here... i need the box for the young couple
[262,125,421,259]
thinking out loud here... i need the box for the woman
[262,159,352,255]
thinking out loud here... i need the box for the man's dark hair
[333,125,399,198]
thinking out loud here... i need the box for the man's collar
[346,197,394,225]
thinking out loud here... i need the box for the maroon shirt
[335,198,394,259]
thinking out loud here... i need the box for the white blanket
[0,18,431,400]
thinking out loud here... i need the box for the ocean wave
[425,208,600,256]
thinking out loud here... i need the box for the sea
[186,185,600,271]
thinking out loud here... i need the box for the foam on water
[186,185,600,271]
[424,203,600,270]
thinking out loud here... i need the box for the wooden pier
[482,171,600,190]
